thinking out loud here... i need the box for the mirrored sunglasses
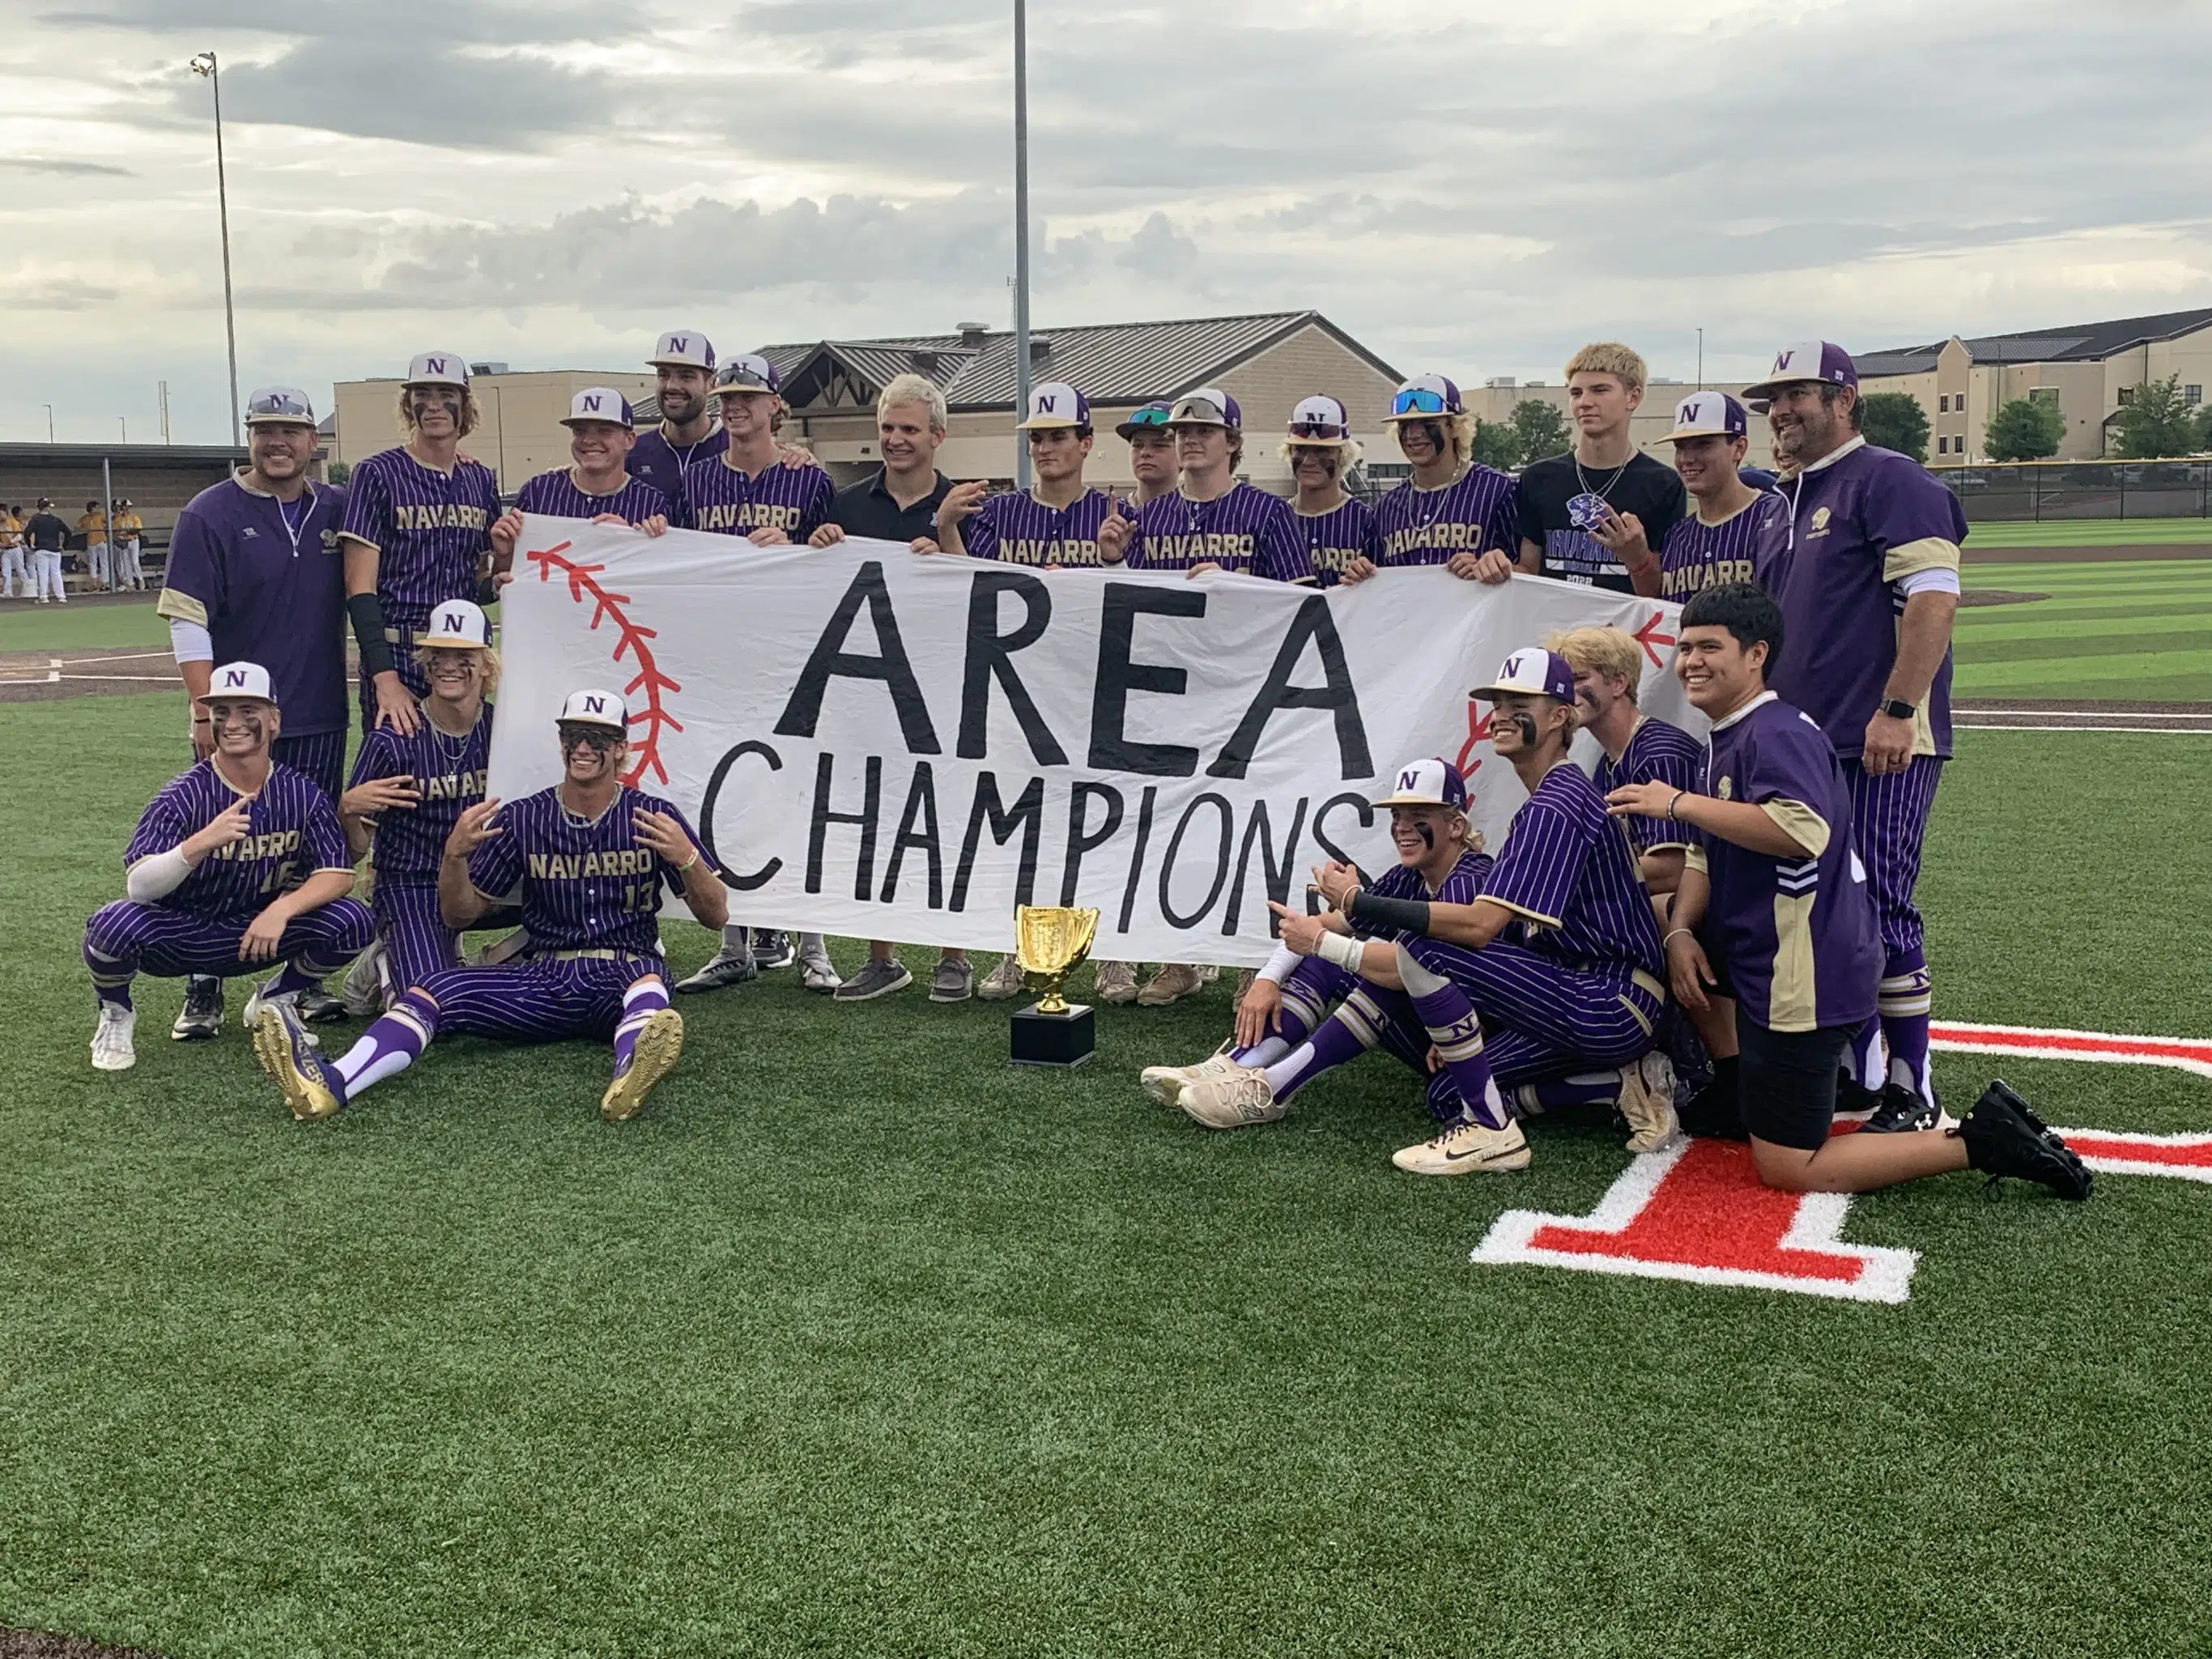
[1123,406,1173,428]
[1287,419,1349,440]
[1390,387,1449,418]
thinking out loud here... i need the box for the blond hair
[395,383,483,440]
[1278,436,1366,470]
[878,372,948,433]
[1545,625,1644,698]
[1563,342,1647,394]
[1393,410,1476,464]
[415,642,502,696]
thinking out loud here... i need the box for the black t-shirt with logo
[1513,450,1687,592]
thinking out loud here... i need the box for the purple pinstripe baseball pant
[1396,934,1661,1079]
[83,898,373,996]
[1841,755,1942,961]
[412,954,667,1044]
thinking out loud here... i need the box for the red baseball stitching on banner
[527,541,686,787]
[1632,610,1675,667]
[1454,703,1494,775]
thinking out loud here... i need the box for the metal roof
[0,441,242,465]
[1859,306,2212,373]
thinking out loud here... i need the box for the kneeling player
[83,662,372,1071]
[1606,584,2087,1197]
[1140,757,1490,1117]
[257,688,729,1123]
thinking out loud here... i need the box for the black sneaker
[1951,1082,2092,1201]
[171,975,223,1040]
[1863,1082,1941,1134]
[295,987,348,1025]
[1678,1078,1748,1140]
[1835,1073,1882,1119]
[752,929,796,970]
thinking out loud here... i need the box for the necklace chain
[1574,453,1630,501]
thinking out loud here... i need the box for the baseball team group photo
[6,4,2210,1657]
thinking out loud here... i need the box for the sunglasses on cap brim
[1287,420,1350,440]
[1389,388,1452,418]
[1121,406,1172,429]
[247,394,313,421]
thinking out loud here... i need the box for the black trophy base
[1010,1002,1095,1068]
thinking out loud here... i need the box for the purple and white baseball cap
[560,387,636,430]
[1742,341,1857,410]
[1471,646,1576,704]
[419,600,491,650]
[1287,394,1353,443]
[649,330,716,372]
[244,386,317,428]
[1018,381,1091,430]
[1166,386,1242,430]
[1372,756,1470,811]
[405,351,470,388]
[1665,389,1750,443]
[558,687,628,731]
[1384,374,1463,423]
[713,354,781,397]
[198,661,276,707]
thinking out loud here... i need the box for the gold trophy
[1010,904,1101,1066]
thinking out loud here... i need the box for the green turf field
[1963,516,2212,549]
[2,694,2210,1659]
[0,596,170,654]
[1955,558,2212,701]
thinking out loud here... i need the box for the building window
[2189,385,2204,406]
[1937,394,1950,412]
[2118,386,2136,406]
[2028,387,2059,406]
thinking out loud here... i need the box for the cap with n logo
[648,330,717,371]
[195,661,277,706]
[419,599,491,649]
[1017,381,1092,431]
[713,354,781,396]
[558,688,628,731]
[1741,340,1857,410]
[405,352,471,388]
[1165,386,1242,431]
[560,387,636,430]
[1371,756,1470,810]
[1470,646,1577,705]
[1665,389,1750,444]
[244,385,317,427]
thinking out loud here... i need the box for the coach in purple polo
[1746,340,1964,1134]
[627,330,727,513]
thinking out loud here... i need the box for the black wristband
[474,575,501,608]
[347,592,395,678]
[1344,889,1432,937]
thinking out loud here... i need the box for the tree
[1508,399,1570,464]
[1859,392,1930,463]
[1469,419,1521,470]
[1983,398,2065,463]
[2112,375,2198,459]
[324,459,351,486]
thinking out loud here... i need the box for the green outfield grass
[1956,557,2212,701]
[1963,516,2212,548]
[0,594,170,653]
[2,693,2210,1659]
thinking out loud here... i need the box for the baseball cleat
[1391,1117,1532,1176]
[675,948,758,993]
[752,929,796,970]
[833,957,912,1002]
[601,1007,685,1123]
[339,942,389,1017]
[1616,1050,1682,1154]
[1176,1064,1285,1129]
[798,942,842,993]
[90,1004,137,1072]
[296,987,347,1025]
[1136,963,1206,1006]
[1864,1082,1941,1134]
[172,976,223,1041]
[1951,1080,2092,1201]
[977,954,1027,1002]
[253,1002,346,1121]
[1092,960,1138,1005]
[1139,1051,1242,1108]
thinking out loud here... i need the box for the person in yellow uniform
[111,499,147,591]
[0,505,27,599]
[77,500,111,592]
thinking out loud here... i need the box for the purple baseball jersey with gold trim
[678,456,833,541]
[960,487,1124,567]
[338,448,499,629]
[1372,466,1518,566]
[1593,715,1706,855]
[1479,761,1662,977]
[467,785,705,956]
[1125,483,1312,581]
[1293,497,1381,587]
[347,705,495,882]
[124,760,351,921]
[1658,491,1784,604]
[627,423,728,513]
[515,469,670,526]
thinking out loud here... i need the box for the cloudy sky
[4,0,2210,444]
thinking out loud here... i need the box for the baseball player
[1744,341,1964,1133]
[1282,395,1380,587]
[1117,401,1180,505]
[627,330,726,511]
[0,504,26,598]
[936,382,1126,568]
[256,687,728,1125]
[110,499,146,590]
[1372,376,1516,582]
[1511,343,1685,595]
[340,601,503,1006]
[1121,389,1309,581]
[78,500,111,592]
[82,661,372,1073]
[492,390,671,563]
[1546,626,1703,893]
[338,351,502,738]
[1606,582,2087,1199]
[1607,391,1786,603]
[23,500,70,602]
[159,385,353,1038]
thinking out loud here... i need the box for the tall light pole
[190,51,241,451]
[1696,327,1704,392]
[1012,0,1032,489]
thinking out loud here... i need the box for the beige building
[330,364,658,493]
[1855,307,2212,464]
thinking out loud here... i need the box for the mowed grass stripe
[1953,649,2212,691]
[1964,517,2212,547]
[1964,565,2212,593]
[1955,611,2212,644]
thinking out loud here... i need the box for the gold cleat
[253,1004,343,1122]
[602,1007,684,1123]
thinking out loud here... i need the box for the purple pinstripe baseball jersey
[1593,715,1706,855]
[1372,466,1518,566]
[1126,484,1312,581]
[514,469,670,526]
[1355,848,1493,933]
[123,761,351,921]
[678,455,833,541]
[1479,761,1662,977]
[960,487,1124,566]
[467,785,704,955]
[158,476,351,736]
[348,705,494,881]
[1293,497,1381,586]
[338,448,500,629]
[271,731,348,806]
[1752,439,1967,759]
[1701,691,1881,1032]
[1658,491,1784,604]
[627,423,728,511]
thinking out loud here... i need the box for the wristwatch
[1881,698,1917,721]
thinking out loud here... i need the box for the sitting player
[255,687,729,1123]
[1606,583,2089,1198]
[339,600,502,1008]
[1140,757,1490,1118]
[83,662,372,1071]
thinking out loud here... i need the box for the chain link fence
[1934,460,2212,521]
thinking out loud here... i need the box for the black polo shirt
[830,468,955,542]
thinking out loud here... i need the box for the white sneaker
[1177,1064,1286,1129]
[340,941,389,1018]
[977,953,1028,1002]
[1392,1117,1531,1176]
[1616,1050,1681,1154]
[1138,1051,1241,1108]
[91,1004,137,1071]
[798,941,842,993]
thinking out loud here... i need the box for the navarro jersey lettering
[1659,491,1784,603]
[962,487,1124,567]
[1293,497,1382,587]
[514,469,670,527]
[466,785,708,955]
[1125,483,1312,581]
[678,455,834,541]
[338,448,500,629]
[1372,466,1517,566]
[123,760,351,921]
[347,706,496,882]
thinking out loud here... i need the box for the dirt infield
[1957,589,2047,607]
[1,1631,166,1659]
[0,648,189,704]
[1955,696,2212,731]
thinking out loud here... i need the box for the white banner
[490,516,1700,967]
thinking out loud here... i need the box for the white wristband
[1255,943,1302,985]
[1314,929,1365,972]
